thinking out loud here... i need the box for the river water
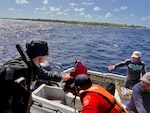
[0,19,150,76]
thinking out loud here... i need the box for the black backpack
[0,80,30,113]
[0,57,28,81]
[0,65,6,80]
[0,44,33,113]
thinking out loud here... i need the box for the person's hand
[61,73,73,81]
[108,65,115,71]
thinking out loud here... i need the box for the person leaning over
[70,74,129,113]
[108,51,146,89]
[126,72,150,113]
[1,39,71,87]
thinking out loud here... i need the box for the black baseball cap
[70,74,92,90]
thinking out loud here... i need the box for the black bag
[0,80,30,113]
[0,58,28,81]
[0,65,6,80]
[106,83,115,96]
[0,60,31,113]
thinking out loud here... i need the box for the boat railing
[64,67,125,81]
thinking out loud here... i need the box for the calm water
[0,19,150,76]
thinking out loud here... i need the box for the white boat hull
[30,68,131,113]
[31,84,81,113]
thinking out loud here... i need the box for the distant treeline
[9,18,146,28]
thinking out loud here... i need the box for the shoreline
[1,18,146,28]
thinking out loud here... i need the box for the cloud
[8,8,15,11]
[140,16,150,20]
[114,6,127,12]
[74,8,85,12]
[105,12,113,18]
[93,6,101,11]
[114,8,119,12]
[98,15,103,19]
[56,12,64,15]
[85,14,92,18]
[82,2,94,5]
[49,6,60,12]
[43,0,48,5]
[130,13,134,17]
[34,7,47,12]
[64,9,70,12]
[70,3,78,6]
[15,0,29,4]
[120,6,127,10]
[35,8,40,11]
[79,12,85,16]
[41,6,47,11]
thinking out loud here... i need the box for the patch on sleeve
[83,95,91,107]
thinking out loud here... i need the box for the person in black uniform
[1,39,71,86]
[0,39,72,113]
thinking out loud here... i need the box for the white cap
[131,51,141,58]
[140,72,150,84]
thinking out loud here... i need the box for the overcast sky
[1,0,150,28]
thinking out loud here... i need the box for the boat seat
[115,82,132,100]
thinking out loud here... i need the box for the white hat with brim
[131,51,141,58]
[140,72,150,84]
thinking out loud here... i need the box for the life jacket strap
[105,99,116,113]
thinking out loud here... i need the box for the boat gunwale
[64,67,126,82]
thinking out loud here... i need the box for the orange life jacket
[80,84,129,113]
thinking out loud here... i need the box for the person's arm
[132,84,148,113]
[108,59,129,71]
[37,68,61,82]
[61,73,72,81]
[36,67,71,82]
[114,59,129,68]
[142,62,146,75]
